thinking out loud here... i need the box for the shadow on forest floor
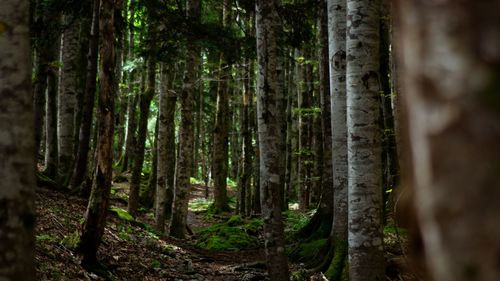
[35,175,417,281]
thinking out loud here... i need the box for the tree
[155,63,176,232]
[211,0,232,213]
[399,1,500,280]
[255,0,290,280]
[346,0,384,279]
[321,0,350,278]
[59,8,81,182]
[78,0,116,266]
[121,0,138,172]
[128,8,157,216]
[0,0,36,279]
[69,0,100,191]
[169,0,201,239]
[43,4,62,180]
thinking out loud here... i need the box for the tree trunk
[78,0,115,266]
[43,12,62,180]
[325,0,349,278]
[141,115,158,207]
[155,64,177,232]
[59,14,80,181]
[399,1,500,281]
[169,0,200,239]
[0,0,36,278]
[121,0,137,172]
[68,0,100,191]
[128,23,156,215]
[238,61,253,216]
[346,0,384,279]
[212,0,232,212]
[255,1,290,280]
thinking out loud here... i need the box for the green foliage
[151,259,161,269]
[189,198,213,212]
[117,224,134,241]
[60,231,80,250]
[290,269,310,281]
[190,177,204,185]
[292,107,321,117]
[383,224,408,236]
[195,216,262,251]
[226,178,237,189]
[36,234,58,243]
[283,210,311,241]
[110,207,135,222]
[297,238,327,260]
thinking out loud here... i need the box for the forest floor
[35,175,416,281]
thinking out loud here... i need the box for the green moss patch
[110,207,135,222]
[195,215,263,251]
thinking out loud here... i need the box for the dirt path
[35,180,269,281]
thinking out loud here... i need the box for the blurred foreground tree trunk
[399,1,500,281]
[0,0,36,279]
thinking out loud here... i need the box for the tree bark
[169,0,200,239]
[68,0,100,191]
[78,0,115,267]
[212,0,232,212]
[0,0,36,279]
[127,17,156,216]
[59,13,80,181]
[399,1,500,281]
[255,0,290,280]
[155,64,177,232]
[324,0,349,278]
[43,11,62,180]
[346,0,384,279]
[121,0,137,172]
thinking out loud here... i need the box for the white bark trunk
[346,0,384,279]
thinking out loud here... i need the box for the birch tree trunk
[78,0,115,266]
[0,0,36,279]
[399,1,500,281]
[169,0,200,239]
[255,0,290,279]
[346,0,384,279]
